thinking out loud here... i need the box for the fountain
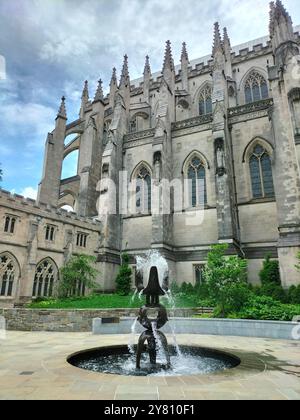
[136,266,170,370]
[68,251,240,377]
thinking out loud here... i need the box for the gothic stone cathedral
[0,1,300,307]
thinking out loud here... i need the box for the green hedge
[229,295,300,321]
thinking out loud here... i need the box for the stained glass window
[0,254,16,297]
[45,225,55,241]
[136,166,151,214]
[244,72,269,104]
[130,118,137,133]
[199,85,212,116]
[187,157,207,207]
[76,233,88,248]
[4,216,16,234]
[250,145,274,199]
[195,265,205,284]
[32,259,58,298]
[103,121,111,146]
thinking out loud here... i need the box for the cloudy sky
[0,0,299,199]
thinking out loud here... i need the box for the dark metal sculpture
[136,266,171,370]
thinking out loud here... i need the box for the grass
[28,293,201,309]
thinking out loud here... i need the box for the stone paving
[0,332,300,400]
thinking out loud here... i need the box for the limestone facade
[0,1,299,305]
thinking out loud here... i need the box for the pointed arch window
[130,118,137,133]
[103,120,111,146]
[199,85,212,116]
[32,259,58,298]
[186,156,207,207]
[4,215,16,234]
[288,88,300,137]
[244,72,269,104]
[135,166,152,214]
[45,225,55,242]
[249,144,274,199]
[0,253,18,297]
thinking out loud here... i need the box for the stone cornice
[228,98,273,124]
[125,243,277,261]
[172,114,213,131]
[123,137,154,150]
[124,128,155,143]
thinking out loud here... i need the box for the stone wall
[0,308,204,332]
[93,317,300,341]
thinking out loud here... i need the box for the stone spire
[143,56,151,103]
[81,80,89,103]
[57,96,67,119]
[269,0,295,49]
[180,42,189,92]
[110,67,117,86]
[79,80,89,118]
[120,54,130,88]
[212,22,223,55]
[223,28,231,52]
[94,79,104,102]
[181,42,189,63]
[109,67,118,108]
[223,27,232,78]
[269,1,276,31]
[162,40,175,73]
[144,55,151,76]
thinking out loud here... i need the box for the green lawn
[28,293,201,309]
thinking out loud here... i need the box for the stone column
[38,98,67,207]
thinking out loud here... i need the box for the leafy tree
[58,254,98,298]
[194,281,210,300]
[296,252,300,273]
[170,281,180,295]
[287,285,300,305]
[0,163,3,183]
[204,244,248,317]
[259,255,281,285]
[258,255,287,302]
[115,253,132,296]
[231,295,300,321]
[181,282,194,294]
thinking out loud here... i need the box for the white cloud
[0,101,55,149]
[61,205,74,212]
[20,187,38,200]
[0,144,13,156]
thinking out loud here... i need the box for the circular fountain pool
[68,345,240,377]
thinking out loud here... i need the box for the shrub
[257,282,288,303]
[255,255,289,302]
[259,255,281,285]
[197,297,216,308]
[115,253,132,296]
[58,255,98,298]
[287,285,300,305]
[181,282,194,294]
[296,252,300,272]
[204,244,249,317]
[170,281,180,295]
[194,281,210,300]
[232,295,300,321]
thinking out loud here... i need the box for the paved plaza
[0,332,299,400]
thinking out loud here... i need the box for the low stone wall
[93,317,300,341]
[0,308,202,332]
[0,300,14,309]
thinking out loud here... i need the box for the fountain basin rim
[67,344,241,377]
